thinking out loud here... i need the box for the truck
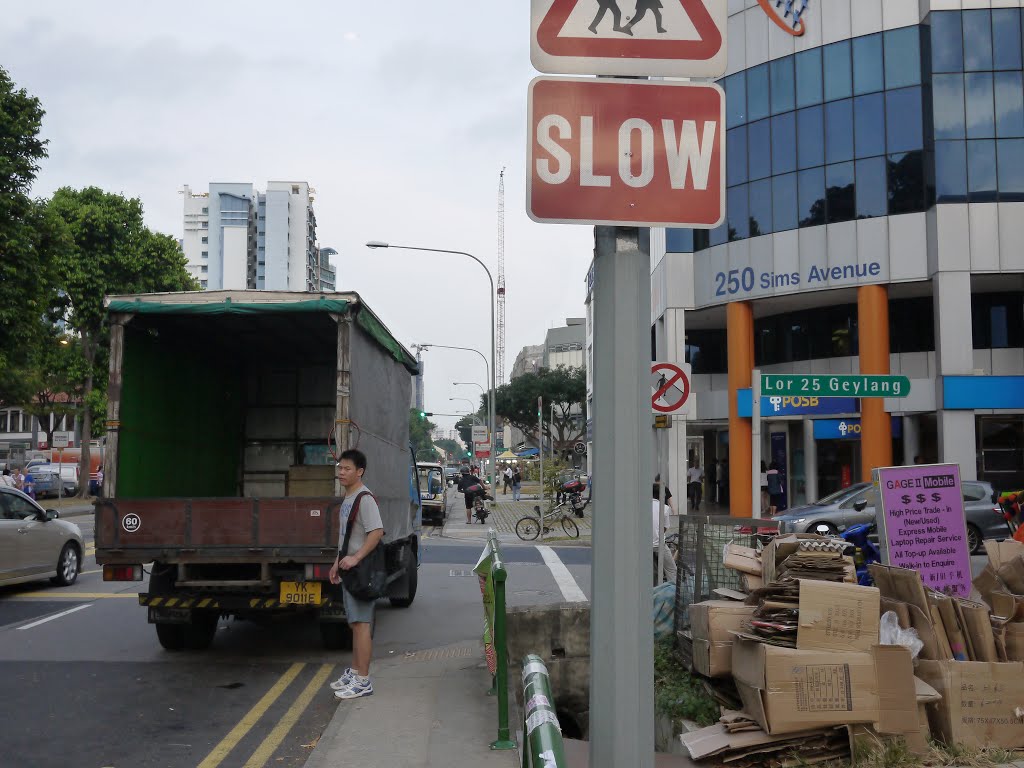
[94,290,421,651]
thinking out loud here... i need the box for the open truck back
[96,290,421,650]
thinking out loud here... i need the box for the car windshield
[813,484,869,506]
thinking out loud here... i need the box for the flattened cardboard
[997,555,1024,594]
[959,599,998,662]
[1007,622,1024,662]
[916,660,1024,749]
[730,638,916,736]
[984,539,1024,570]
[797,580,880,653]
[869,564,929,615]
[725,543,762,576]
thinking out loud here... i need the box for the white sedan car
[0,487,84,587]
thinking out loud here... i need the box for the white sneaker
[329,667,356,691]
[335,676,373,700]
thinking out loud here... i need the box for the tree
[0,67,61,373]
[11,331,85,449]
[409,408,439,461]
[487,366,586,454]
[48,187,198,496]
[434,438,463,461]
[454,407,485,450]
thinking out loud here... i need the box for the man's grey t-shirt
[338,486,385,556]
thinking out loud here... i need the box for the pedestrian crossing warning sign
[531,0,727,78]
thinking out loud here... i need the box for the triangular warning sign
[536,0,723,61]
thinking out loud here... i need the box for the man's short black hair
[339,448,367,471]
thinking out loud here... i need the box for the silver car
[0,487,84,587]
[773,480,1007,554]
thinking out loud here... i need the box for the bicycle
[515,503,581,541]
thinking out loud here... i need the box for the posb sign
[527,77,724,228]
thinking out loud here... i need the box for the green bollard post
[490,542,516,750]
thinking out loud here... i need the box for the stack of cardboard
[689,600,755,678]
[869,552,1024,750]
[681,715,850,768]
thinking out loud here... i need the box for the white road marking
[536,546,588,603]
[18,603,92,630]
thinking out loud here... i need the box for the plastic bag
[652,582,676,641]
[879,610,924,659]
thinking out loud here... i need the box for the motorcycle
[558,476,590,518]
[472,491,492,524]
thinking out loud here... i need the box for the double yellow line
[197,662,335,768]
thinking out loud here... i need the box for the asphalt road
[0,511,593,768]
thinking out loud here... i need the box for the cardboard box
[916,660,1024,749]
[762,534,847,584]
[724,543,762,576]
[797,580,880,654]
[849,678,940,760]
[693,639,733,678]
[690,601,756,678]
[730,637,917,736]
[1007,622,1024,662]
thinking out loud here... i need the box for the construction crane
[496,168,506,387]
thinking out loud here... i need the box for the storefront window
[978,417,1024,488]
[972,293,1024,349]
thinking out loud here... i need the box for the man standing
[687,462,704,512]
[503,465,513,495]
[511,465,522,501]
[328,449,384,700]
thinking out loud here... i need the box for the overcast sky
[3,1,595,438]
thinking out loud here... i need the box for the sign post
[538,396,544,543]
[751,368,761,519]
[52,431,70,501]
[651,361,692,578]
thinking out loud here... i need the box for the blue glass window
[709,218,729,247]
[796,48,823,108]
[727,127,748,187]
[798,167,826,228]
[998,139,1024,201]
[854,93,886,158]
[728,185,749,241]
[933,74,966,140]
[772,173,798,232]
[931,12,964,74]
[995,72,1024,138]
[666,229,694,253]
[770,56,795,115]
[797,105,824,169]
[726,73,747,128]
[884,26,921,90]
[993,9,1023,70]
[935,140,968,203]
[963,10,994,72]
[749,179,773,237]
[694,229,710,252]
[824,40,853,102]
[772,112,797,175]
[886,87,924,153]
[853,34,884,96]
[967,140,998,202]
[856,157,887,218]
[748,65,770,122]
[966,73,996,139]
[887,151,925,214]
[826,162,856,223]
[748,119,772,181]
[825,99,854,164]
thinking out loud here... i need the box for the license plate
[279,581,321,605]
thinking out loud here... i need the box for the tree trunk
[77,336,94,499]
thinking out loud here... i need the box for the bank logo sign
[757,0,809,36]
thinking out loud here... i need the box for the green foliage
[454,409,484,448]
[434,438,462,460]
[487,366,586,453]
[409,408,438,461]
[652,638,719,726]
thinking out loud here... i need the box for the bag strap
[340,490,374,557]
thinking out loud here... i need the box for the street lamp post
[367,241,497,492]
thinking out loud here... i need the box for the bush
[652,638,719,726]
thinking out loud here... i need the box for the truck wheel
[184,612,219,650]
[320,622,353,650]
[155,623,186,651]
[390,561,418,608]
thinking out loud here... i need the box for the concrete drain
[402,646,476,662]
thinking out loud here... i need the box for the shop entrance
[816,440,862,498]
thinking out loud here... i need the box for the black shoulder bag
[340,491,388,601]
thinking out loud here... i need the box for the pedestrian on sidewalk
[653,474,675,515]
[760,461,769,516]
[502,465,513,495]
[511,465,522,501]
[767,462,783,517]
[652,498,677,584]
[11,467,25,492]
[328,449,384,701]
[687,462,704,512]
[0,468,14,488]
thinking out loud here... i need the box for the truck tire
[184,611,219,650]
[389,543,418,609]
[155,623,186,651]
[320,621,353,650]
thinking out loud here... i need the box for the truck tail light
[104,564,143,581]
[304,564,334,580]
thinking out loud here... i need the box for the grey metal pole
[752,367,762,519]
[591,226,654,768]
[538,395,544,542]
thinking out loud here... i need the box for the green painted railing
[520,655,567,768]
[474,529,515,751]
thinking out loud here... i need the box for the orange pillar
[727,302,754,517]
[858,285,893,481]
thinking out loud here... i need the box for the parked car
[772,480,1006,554]
[0,487,84,587]
[26,469,62,499]
[31,463,79,496]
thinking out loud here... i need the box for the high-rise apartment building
[182,182,322,292]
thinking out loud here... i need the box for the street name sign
[761,374,911,398]
[531,0,728,78]
[52,431,72,449]
[528,77,725,228]
[651,362,693,415]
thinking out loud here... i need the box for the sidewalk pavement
[303,641,519,768]
[434,492,593,546]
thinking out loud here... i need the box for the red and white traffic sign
[531,0,727,78]
[528,77,725,228]
[652,362,692,415]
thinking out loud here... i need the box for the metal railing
[520,655,567,768]
[474,529,515,751]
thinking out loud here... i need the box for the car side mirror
[45,509,60,520]
[853,500,867,512]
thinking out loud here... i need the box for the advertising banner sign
[876,464,973,597]
[736,391,858,417]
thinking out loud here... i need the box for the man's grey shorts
[341,586,376,624]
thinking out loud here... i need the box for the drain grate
[402,646,476,662]
[449,569,473,577]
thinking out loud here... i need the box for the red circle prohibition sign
[651,363,690,413]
